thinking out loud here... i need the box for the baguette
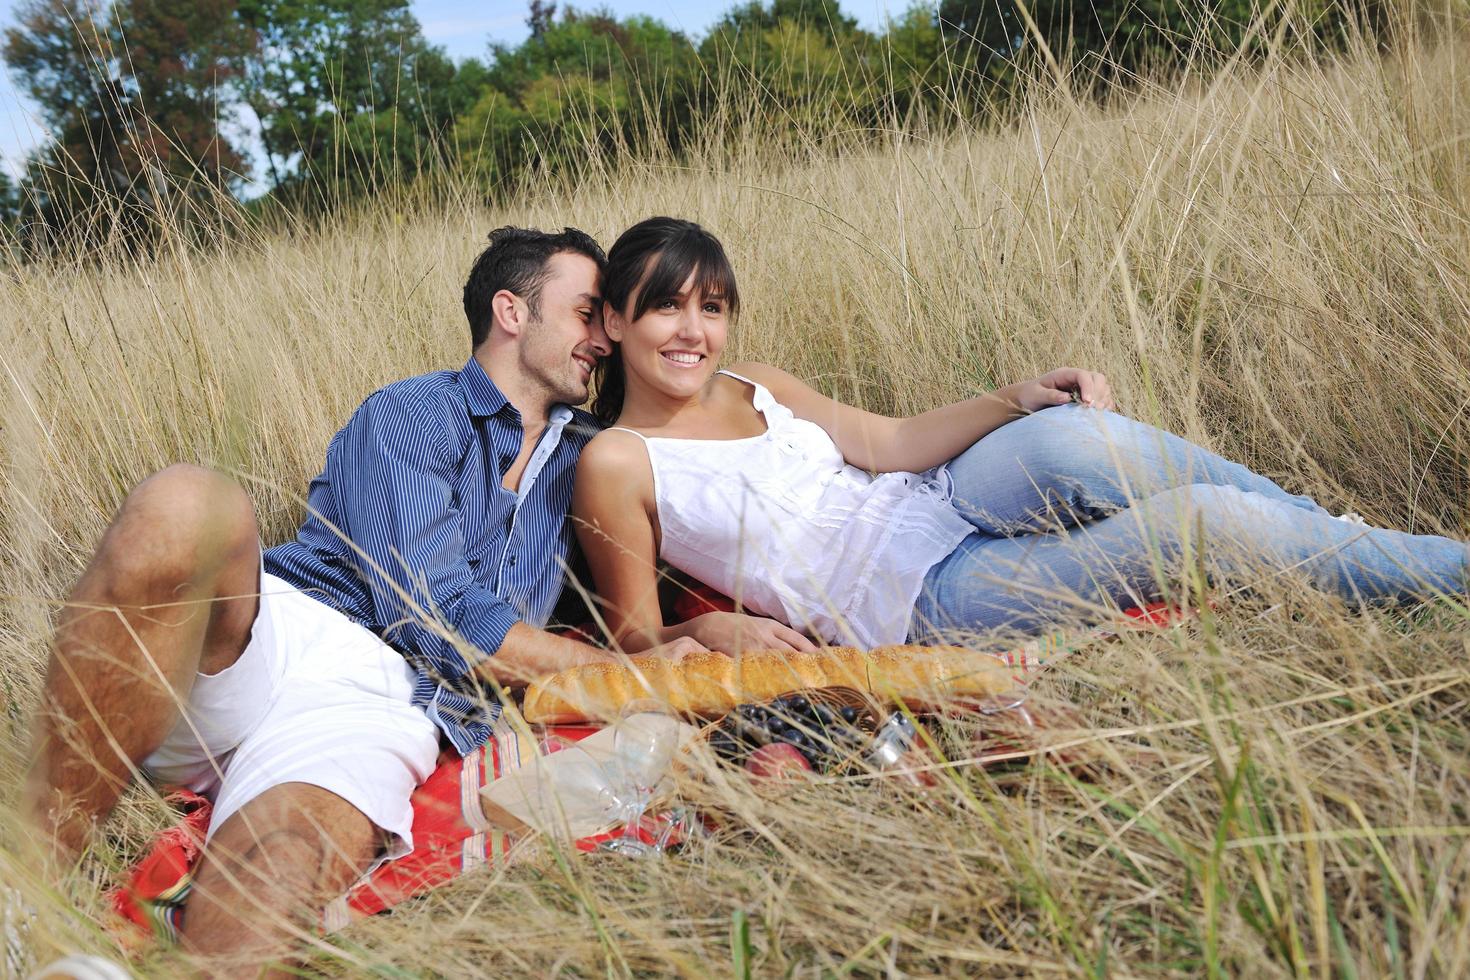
[520,645,1016,724]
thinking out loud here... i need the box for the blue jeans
[911,404,1470,638]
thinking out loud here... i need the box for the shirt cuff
[453,599,522,666]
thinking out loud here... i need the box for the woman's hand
[637,635,711,662]
[690,611,817,653]
[1012,367,1115,413]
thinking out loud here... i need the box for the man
[24,226,699,970]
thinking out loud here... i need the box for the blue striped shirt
[264,357,599,755]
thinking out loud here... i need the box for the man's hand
[689,611,817,653]
[1012,367,1115,413]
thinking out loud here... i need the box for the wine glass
[535,744,628,839]
[604,698,681,853]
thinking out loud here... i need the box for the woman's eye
[656,298,678,311]
[703,302,723,314]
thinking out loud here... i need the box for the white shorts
[143,572,440,862]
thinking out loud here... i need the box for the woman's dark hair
[591,217,740,425]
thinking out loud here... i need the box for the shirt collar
[460,356,574,427]
[460,357,510,419]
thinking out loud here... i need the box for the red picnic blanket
[110,724,682,943]
[112,590,1185,945]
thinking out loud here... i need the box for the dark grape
[708,730,741,761]
[839,705,859,724]
[727,714,768,748]
[788,696,810,715]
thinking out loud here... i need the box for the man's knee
[181,823,337,958]
[201,783,381,893]
[213,821,370,900]
[101,465,258,589]
[182,784,381,953]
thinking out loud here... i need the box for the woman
[573,217,1469,654]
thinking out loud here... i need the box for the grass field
[3,11,1470,977]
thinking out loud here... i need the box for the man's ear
[490,289,525,338]
[603,301,624,342]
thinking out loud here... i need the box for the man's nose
[587,312,612,357]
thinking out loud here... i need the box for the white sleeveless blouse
[613,371,974,647]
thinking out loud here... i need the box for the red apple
[744,743,813,780]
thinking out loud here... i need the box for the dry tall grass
[3,13,1470,977]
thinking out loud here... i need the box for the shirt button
[507,555,517,567]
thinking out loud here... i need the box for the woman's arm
[572,431,669,653]
[572,431,815,654]
[730,362,1114,474]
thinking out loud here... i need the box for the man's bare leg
[24,463,262,862]
[180,783,383,977]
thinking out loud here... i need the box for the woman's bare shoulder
[578,428,656,500]
[575,429,657,535]
[581,427,649,472]
[723,361,789,387]
[724,361,818,405]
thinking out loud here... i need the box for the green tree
[699,0,884,132]
[711,0,859,35]
[937,0,1374,85]
[115,0,252,183]
[234,0,475,198]
[4,0,249,247]
[0,168,19,230]
[527,0,556,38]
[4,0,138,226]
[703,17,861,109]
[879,4,946,117]
[458,10,700,191]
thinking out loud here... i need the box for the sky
[0,0,904,182]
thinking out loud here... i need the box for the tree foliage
[456,10,700,190]
[0,0,1393,248]
[233,0,481,200]
[3,0,250,247]
[0,168,18,231]
[938,0,1383,84]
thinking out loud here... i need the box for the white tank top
[611,371,974,647]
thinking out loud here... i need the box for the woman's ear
[603,302,625,342]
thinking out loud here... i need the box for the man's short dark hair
[462,226,607,350]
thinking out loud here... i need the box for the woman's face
[608,268,730,401]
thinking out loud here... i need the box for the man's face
[517,251,609,406]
